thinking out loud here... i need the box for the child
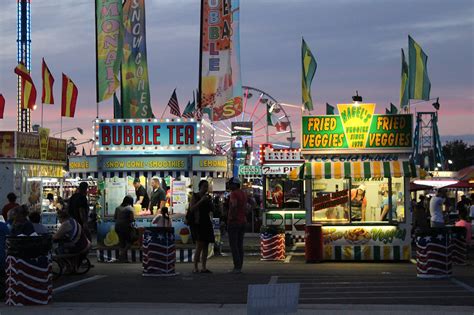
[152,207,172,228]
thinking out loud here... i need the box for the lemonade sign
[302,103,412,153]
[337,104,375,148]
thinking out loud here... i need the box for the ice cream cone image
[202,76,217,107]
[179,227,190,244]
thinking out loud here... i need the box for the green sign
[238,165,262,176]
[302,110,412,152]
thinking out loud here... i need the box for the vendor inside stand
[133,178,150,213]
[149,176,166,215]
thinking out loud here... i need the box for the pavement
[2,237,474,314]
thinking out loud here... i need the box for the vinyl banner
[122,0,153,118]
[96,0,123,102]
[200,0,242,121]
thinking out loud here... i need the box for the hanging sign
[302,104,412,153]
[260,144,304,164]
[99,156,188,171]
[192,155,227,172]
[261,164,300,175]
[238,165,262,176]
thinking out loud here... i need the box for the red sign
[313,190,349,211]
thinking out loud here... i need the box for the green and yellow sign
[302,103,412,152]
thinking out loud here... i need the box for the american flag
[142,228,176,275]
[416,232,451,276]
[167,89,181,117]
[260,233,285,260]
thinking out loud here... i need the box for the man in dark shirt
[149,177,166,215]
[133,178,149,211]
[68,182,91,240]
[2,193,19,221]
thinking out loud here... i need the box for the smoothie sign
[95,120,201,154]
[302,103,412,153]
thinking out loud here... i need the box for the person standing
[68,182,91,241]
[430,190,446,228]
[152,207,172,228]
[2,193,19,221]
[228,177,247,274]
[114,196,136,262]
[455,208,472,246]
[133,178,150,211]
[189,180,215,273]
[149,176,166,215]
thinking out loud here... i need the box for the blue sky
[0,0,473,145]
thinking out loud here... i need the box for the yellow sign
[38,128,50,161]
[337,103,375,149]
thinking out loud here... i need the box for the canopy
[300,160,417,180]
[455,166,474,181]
[442,180,474,190]
[409,182,433,192]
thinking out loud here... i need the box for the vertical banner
[96,0,123,102]
[121,0,153,118]
[200,0,242,121]
[38,128,50,161]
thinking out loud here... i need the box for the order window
[265,178,302,209]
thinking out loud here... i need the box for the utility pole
[17,0,32,132]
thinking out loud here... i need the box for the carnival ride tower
[17,0,32,132]
[413,111,444,171]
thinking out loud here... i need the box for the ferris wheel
[212,86,297,156]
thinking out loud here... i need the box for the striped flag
[41,58,55,104]
[167,89,181,117]
[0,94,5,119]
[61,73,78,117]
[14,63,37,110]
[326,103,335,115]
[386,103,398,115]
[302,38,317,111]
[408,36,431,101]
[399,49,409,108]
[113,93,122,119]
[182,91,195,118]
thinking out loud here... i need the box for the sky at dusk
[0,0,473,148]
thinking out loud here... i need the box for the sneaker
[228,269,242,274]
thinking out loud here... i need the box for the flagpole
[41,102,44,127]
[160,105,167,120]
[198,0,204,109]
[94,0,99,119]
[60,116,63,139]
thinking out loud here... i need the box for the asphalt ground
[46,254,474,306]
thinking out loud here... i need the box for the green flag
[302,38,317,111]
[267,102,279,126]
[408,36,431,101]
[326,103,335,115]
[400,48,409,109]
[386,103,398,114]
[113,93,122,119]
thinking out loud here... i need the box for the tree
[442,140,474,171]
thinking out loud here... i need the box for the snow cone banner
[200,0,242,121]
[96,0,123,102]
[122,0,153,118]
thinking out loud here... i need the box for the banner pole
[41,102,44,127]
[198,0,204,110]
[160,104,167,119]
[94,0,99,118]
[60,116,63,139]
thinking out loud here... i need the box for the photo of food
[344,228,372,245]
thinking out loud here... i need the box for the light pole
[52,127,84,138]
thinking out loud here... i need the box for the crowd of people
[412,190,473,245]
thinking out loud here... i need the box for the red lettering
[176,126,184,145]
[144,125,152,145]
[102,126,111,145]
[167,125,175,145]
[134,126,143,145]
[185,126,194,145]
[112,126,122,145]
[124,126,133,145]
[153,125,161,145]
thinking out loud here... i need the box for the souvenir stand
[89,118,227,262]
[298,103,417,261]
[0,130,66,232]
[260,144,306,242]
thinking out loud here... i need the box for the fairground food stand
[300,103,417,261]
[84,118,227,250]
[259,144,306,242]
[0,130,67,207]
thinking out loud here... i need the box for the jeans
[228,223,245,270]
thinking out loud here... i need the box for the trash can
[142,227,177,277]
[305,225,323,263]
[415,228,451,278]
[449,227,468,265]
[5,235,52,306]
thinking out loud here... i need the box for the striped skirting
[71,170,227,180]
[323,245,411,261]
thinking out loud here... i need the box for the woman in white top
[152,207,172,228]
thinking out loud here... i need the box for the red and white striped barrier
[142,228,177,276]
[450,227,468,265]
[5,255,52,306]
[260,233,285,261]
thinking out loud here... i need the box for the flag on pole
[113,93,122,119]
[14,63,37,110]
[42,58,55,104]
[302,38,317,111]
[408,36,431,101]
[386,103,398,114]
[399,49,409,109]
[326,103,335,115]
[167,89,181,117]
[61,73,78,117]
[0,94,5,119]
[182,91,196,118]
[267,102,279,126]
